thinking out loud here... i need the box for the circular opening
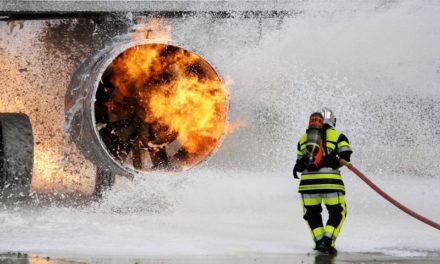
[94,43,228,172]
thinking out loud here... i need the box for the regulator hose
[339,159,440,230]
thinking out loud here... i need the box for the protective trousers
[301,192,346,247]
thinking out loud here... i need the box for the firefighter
[293,107,352,255]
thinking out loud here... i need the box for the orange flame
[226,120,246,134]
[103,17,228,169]
[130,16,172,42]
[148,75,227,155]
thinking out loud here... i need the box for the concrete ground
[1,252,440,264]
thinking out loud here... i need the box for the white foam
[0,0,439,257]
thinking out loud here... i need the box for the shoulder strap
[322,127,328,156]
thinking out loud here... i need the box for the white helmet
[321,107,336,128]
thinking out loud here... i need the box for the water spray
[339,159,440,230]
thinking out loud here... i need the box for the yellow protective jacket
[296,128,352,194]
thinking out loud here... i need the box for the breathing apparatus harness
[304,112,325,169]
[293,112,339,179]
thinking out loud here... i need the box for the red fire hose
[339,159,440,230]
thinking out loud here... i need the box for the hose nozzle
[339,159,350,167]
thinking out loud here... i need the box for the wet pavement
[1,252,440,264]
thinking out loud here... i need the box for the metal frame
[0,1,302,20]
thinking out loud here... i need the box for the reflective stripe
[302,193,322,198]
[326,142,336,150]
[322,192,343,198]
[322,196,341,206]
[338,146,351,153]
[302,192,344,205]
[313,227,325,238]
[301,195,322,206]
[301,174,342,180]
[315,234,324,242]
[299,184,346,192]
[337,141,350,149]
[302,192,342,199]
[324,229,335,239]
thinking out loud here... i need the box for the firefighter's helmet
[321,107,336,128]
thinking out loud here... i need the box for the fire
[130,16,172,42]
[225,120,246,134]
[96,19,228,171]
[148,75,227,155]
[32,146,96,194]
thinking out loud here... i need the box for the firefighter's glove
[293,167,299,179]
[327,156,341,169]
[293,162,305,179]
[338,151,352,162]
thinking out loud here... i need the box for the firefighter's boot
[317,237,337,255]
